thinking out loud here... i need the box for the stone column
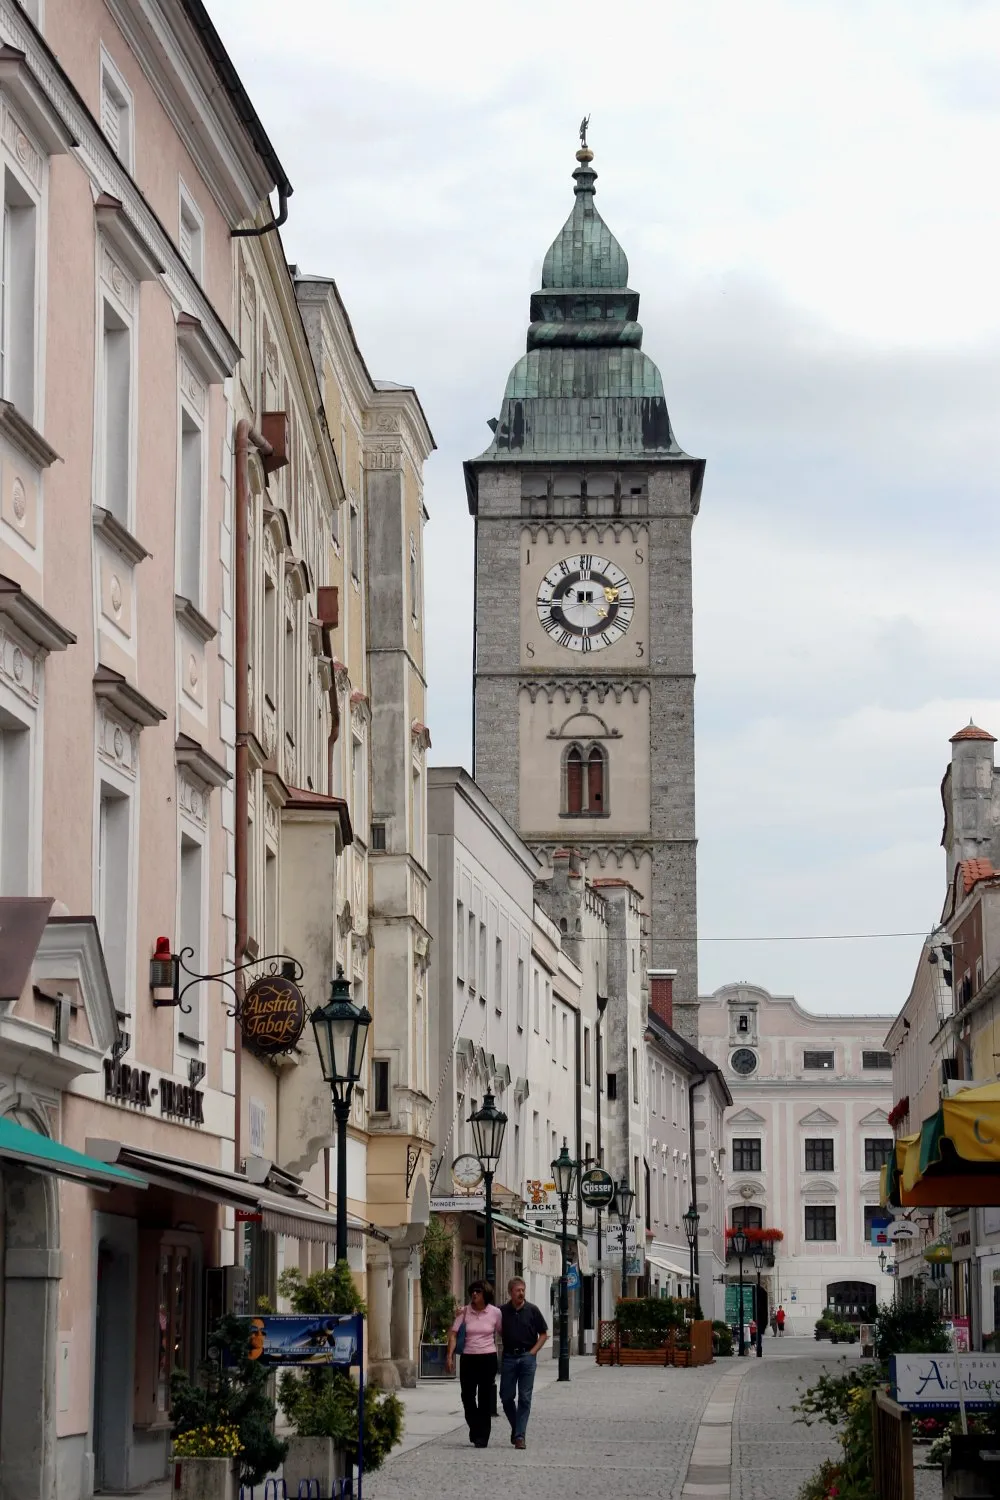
[365,1243,399,1390]
[390,1243,416,1387]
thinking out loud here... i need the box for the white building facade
[698,984,894,1332]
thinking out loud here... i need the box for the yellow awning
[938,1082,1000,1162]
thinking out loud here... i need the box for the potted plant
[275,1262,404,1485]
[712,1321,734,1357]
[418,1218,457,1379]
[171,1316,287,1498]
[814,1314,833,1341]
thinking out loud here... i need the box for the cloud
[207,0,1000,1012]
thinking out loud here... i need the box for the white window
[550,1003,556,1060]
[101,297,132,525]
[584,1026,591,1086]
[456,900,465,981]
[100,50,134,172]
[178,832,204,1043]
[632,1047,639,1104]
[263,575,277,705]
[98,782,131,1012]
[532,970,539,1032]
[0,705,31,894]
[409,530,419,621]
[494,937,502,1014]
[349,501,360,582]
[264,845,278,954]
[562,1011,568,1068]
[352,736,364,827]
[0,170,36,419]
[412,763,422,857]
[478,922,487,1000]
[178,408,203,604]
[468,909,476,993]
[283,615,296,742]
[178,184,204,282]
[516,958,525,1029]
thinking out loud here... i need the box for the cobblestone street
[367,1341,945,1500]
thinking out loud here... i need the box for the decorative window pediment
[728,1106,766,1126]
[799,1107,838,1127]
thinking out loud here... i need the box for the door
[92,1227,135,1491]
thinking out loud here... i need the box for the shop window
[155,1241,192,1418]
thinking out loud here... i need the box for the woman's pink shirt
[451,1303,502,1354]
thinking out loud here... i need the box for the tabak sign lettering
[160,1079,205,1124]
[241,973,307,1056]
[103,1058,152,1109]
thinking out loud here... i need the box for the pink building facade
[698,984,894,1332]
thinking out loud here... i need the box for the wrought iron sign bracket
[406,1144,422,1197]
[152,946,304,1021]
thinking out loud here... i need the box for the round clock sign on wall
[536,554,634,651]
[730,1048,758,1076]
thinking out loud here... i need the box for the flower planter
[419,1342,454,1380]
[618,1345,670,1366]
[173,1458,236,1500]
[283,1436,349,1495]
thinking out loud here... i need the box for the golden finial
[576,114,593,163]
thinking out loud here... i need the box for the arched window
[562,742,609,816]
[588,746,605,811]
[566,746,583,814]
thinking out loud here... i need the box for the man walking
[776,1304,786,1336]
[500,1277,548,1450]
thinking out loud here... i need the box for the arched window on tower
[588,746,605,812]
[562,742,609,816]
[566,745,583,814]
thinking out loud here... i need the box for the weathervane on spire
[579,115,591,149]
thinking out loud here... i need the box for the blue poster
[236,1313,363,1367]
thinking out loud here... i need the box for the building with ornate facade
[698,984,894,1332]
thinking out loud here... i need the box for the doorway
[0,1156,59,1500]
[826,1280,877,1324]
[92,1216,136,1491]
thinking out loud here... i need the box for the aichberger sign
[891,1353,1000,1411]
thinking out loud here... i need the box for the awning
[86,1140,388,1244]
[0,1116,148,1191]
[476,1209,587,1255]
[646,1253,691,1280]
[883,1084,1000,1208]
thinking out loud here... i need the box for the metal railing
[871,1389,914,1500]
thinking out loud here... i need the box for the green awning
[0,1116,148,1190]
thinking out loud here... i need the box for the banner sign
[236,1313,363,1368]
[724,1284,756,1325]
[890,1353,1000,1410]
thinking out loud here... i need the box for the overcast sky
[212,0,1000,1016]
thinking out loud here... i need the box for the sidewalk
[390,1354,566,1456]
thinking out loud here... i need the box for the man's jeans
[500,1352,536,1440]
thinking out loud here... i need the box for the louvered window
[100,56,133,171]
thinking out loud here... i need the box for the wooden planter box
[618,1345,671,1366]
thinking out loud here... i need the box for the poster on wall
[235,1313,363,1367]
[724,1284,755,1325]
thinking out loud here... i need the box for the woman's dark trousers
[459,1352,497,1445]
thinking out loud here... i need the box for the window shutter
[587,747,604,810]
[179,216,193,267]
[566,747,583,814]
[101,83,120,154]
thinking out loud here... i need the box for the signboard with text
[891,1353,1000,1411]
[725,1284,755,1326]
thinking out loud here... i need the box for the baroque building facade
[466,139,703,1041]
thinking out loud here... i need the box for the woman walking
[446,1280,501,1448]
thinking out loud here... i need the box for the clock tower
[465,140,704,1035]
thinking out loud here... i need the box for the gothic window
[562,742,608,816]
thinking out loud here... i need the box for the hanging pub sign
[241,971,307,1055]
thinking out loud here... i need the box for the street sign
[580,1168,615,1208]
[603,1222,637,1256]
[724,1284,755,1325]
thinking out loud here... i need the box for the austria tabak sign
[241,973,307,1056]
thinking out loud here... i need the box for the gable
[799,1108,837,1127]
[858,1109,890,1128]
[728,1107,766,1127]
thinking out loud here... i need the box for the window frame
[175,815,207,1050]
[803,1050,835,1071]
[99,47,135,174]
[95,759,136,1019]
[731,1138,761,1173]
[94,254,138,535]
[177,395,205,609]
[0,679,38,896]
[864,1138,893,1173]
[372,1057,390,1115]
[804,1138,835,1172]
[561,740,609,817]
[805,1205,837,1242]
[177,179,204,283]
[861,1050,892,1071]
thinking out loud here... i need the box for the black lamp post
[469,1091,507,1291]
[551,1139,578,1382]
[614,1174,635,1301]
[730,1227,750,1357]
[683,1204,700,1310]
[595,992,609,1325]
[878,1249,888,1273]
[750,1237,772,1358]
[311,965,372,1264]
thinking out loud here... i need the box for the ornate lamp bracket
[152,946,304,1020]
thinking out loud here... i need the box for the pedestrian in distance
[446,1280,502,1448]
[776,1304,786,1337]
[500,1276,548,1450]
[769,1311,778,1337]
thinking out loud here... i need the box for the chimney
[648,968,676,1029]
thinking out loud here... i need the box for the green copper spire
[470,138,695,467]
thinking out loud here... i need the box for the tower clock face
[536,554,635,652]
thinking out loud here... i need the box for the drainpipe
[688,1072,706,1313]
[234,419,273,1167]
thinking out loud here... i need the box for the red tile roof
[951,721,996,743]
[959,857,996,893]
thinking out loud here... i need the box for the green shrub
[872,1288,950,1361]
[170,1315,287,1486]
[615,1296,682,1347]
[419,1217,457,1343]
[274,1261,403,1474]
[712,1320,734,1356]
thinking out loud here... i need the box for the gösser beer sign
[241,972,307,1056]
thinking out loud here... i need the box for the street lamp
[311,965,373,1263]
[614,1174,636,1301]
[730,1227,750,1357]
[683,1204,700,1310]
[595,992,609,1325]
[551,1139,578,1383]
[469,1090,507,1291]
[750,1236,773,1358]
